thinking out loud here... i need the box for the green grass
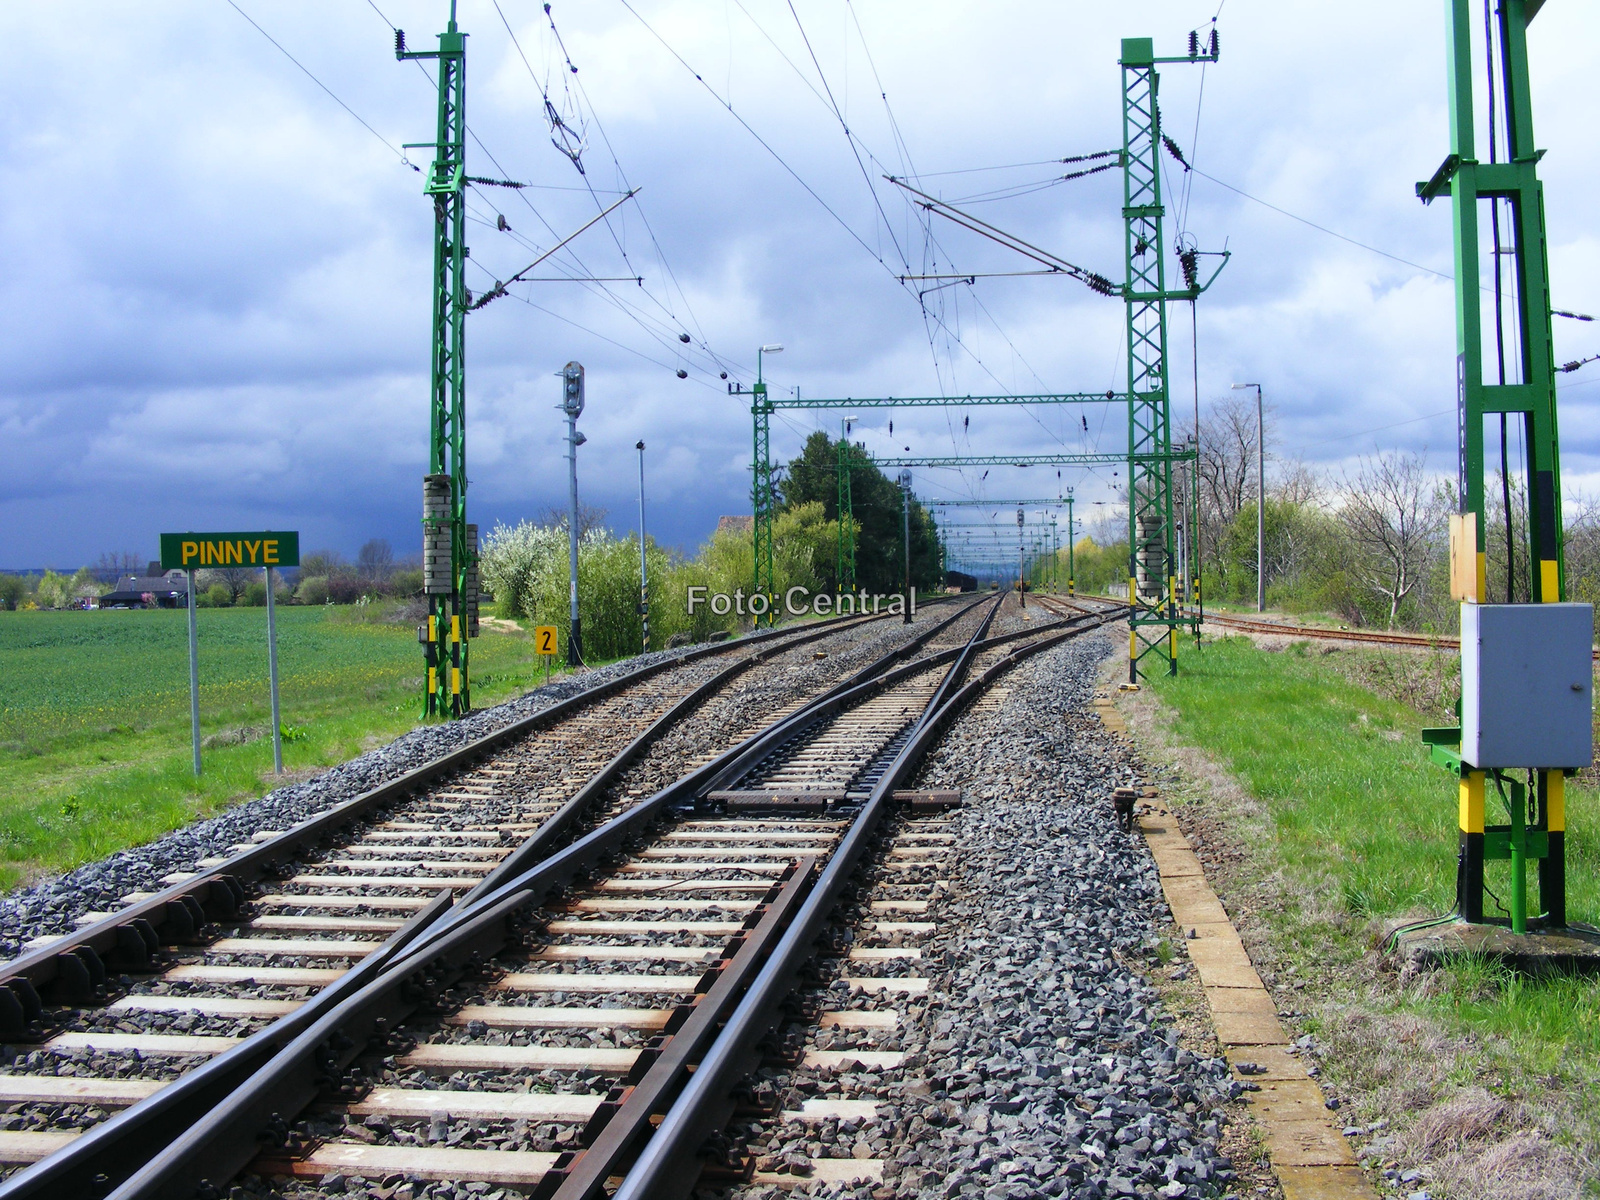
[1146,636,1600,1135]
[0,605,561,889]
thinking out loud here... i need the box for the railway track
[0,600,992,1193]
[0,591,1126,1199]
[1036,594,1600,662]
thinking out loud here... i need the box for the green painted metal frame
[399,9,471,719]
[1419,0,1567,930]
[1119,35,1225,681]
[836,434,856,595]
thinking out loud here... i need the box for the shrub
[241,581,267,606]
[205,583,231,607]
[0,574,28,610]
[34,570,72,610]
[296,575,330,605]
[390,567,424,598]
[325,573,372,605]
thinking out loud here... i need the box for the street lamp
[636,440,649,653]
[1232,382,1264,613]
[561,362,586,665]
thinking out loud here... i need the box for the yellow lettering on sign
[182,541,199,566]
[227,542,242,565]
[244,540,261,563]
[263,539,279,565]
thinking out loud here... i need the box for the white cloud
[1,0,1597,569]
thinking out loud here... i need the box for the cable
[1194,164,1453,279]
[226,0,411,166]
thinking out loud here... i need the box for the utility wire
[226,0,410,166]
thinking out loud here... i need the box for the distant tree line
[1036,392,1600,633]
[0,539,424,611]
[479,435,945,661]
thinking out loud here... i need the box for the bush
[0,574,28,611]
[241,582,267,606]
[296,575,330,605]
[325,573,372,605]
[390,567,424,598]
[206,583,231,607]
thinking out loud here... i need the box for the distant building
[101,570,189,608]
[716,515,754,535]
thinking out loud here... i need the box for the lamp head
[760,343,784,354]
[561,361,585,418]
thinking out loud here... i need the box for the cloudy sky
[3,0,1598,572]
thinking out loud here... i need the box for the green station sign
[160,531,300,570]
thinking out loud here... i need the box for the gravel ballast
[727,627,1241,1200]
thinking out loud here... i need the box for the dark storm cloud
[1,0,1596,568]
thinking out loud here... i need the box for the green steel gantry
[1418,0,1569,930]
[398,10,472,719]
[1119,34,1226,680]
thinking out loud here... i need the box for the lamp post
[562,362,586,666]
[1065,488,1075,596]
[899,469,914,624]
[636,440,649,653]
[1232,382,1264,613]
[1017,506,1026,609]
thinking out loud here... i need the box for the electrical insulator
[1209,29,1219,59]
[676,369,688,379]
[720,372,728,380]
[1188,30,1199,58]
[678,333,690,343]
[395,29,407,55]
[496,214,508,231]
[1180,249,1199,290]
[889,421,893,434]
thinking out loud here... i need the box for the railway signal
[562,362,586,666]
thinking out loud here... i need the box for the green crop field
[0,605,556,890]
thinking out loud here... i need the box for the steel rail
[611,604,1128,1200]
[95,598,1000,1200]
[524,593,1006,1200]
[0,612,882,1024]
[0,611,892,1198]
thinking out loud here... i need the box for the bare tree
[94,551,144,584]
[537,504,610,537]
[198,566,255,602]
[1273,456,1323,507]
[1340,449,1447,627]
[357,538,395,581]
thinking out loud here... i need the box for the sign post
[161,532,300,777]
[535,625,558,687]
[186,569,201,776]
[265,566,283,773]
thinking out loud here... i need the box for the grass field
[1141,636,1600,1194]
[0,605,558,890]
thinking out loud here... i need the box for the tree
[299,549,346,579]
[0,574,30,610]
[198,566,255,603]
[357,538,394,581]
[778,432,942,594]
[1339,450,1447,627]
[93,551,143,584]
[1184,394,1271,583]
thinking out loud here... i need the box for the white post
[1257,389,1265,613]
[266,565,283,774]
[637,440,649,652]
[186,568,201,776]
